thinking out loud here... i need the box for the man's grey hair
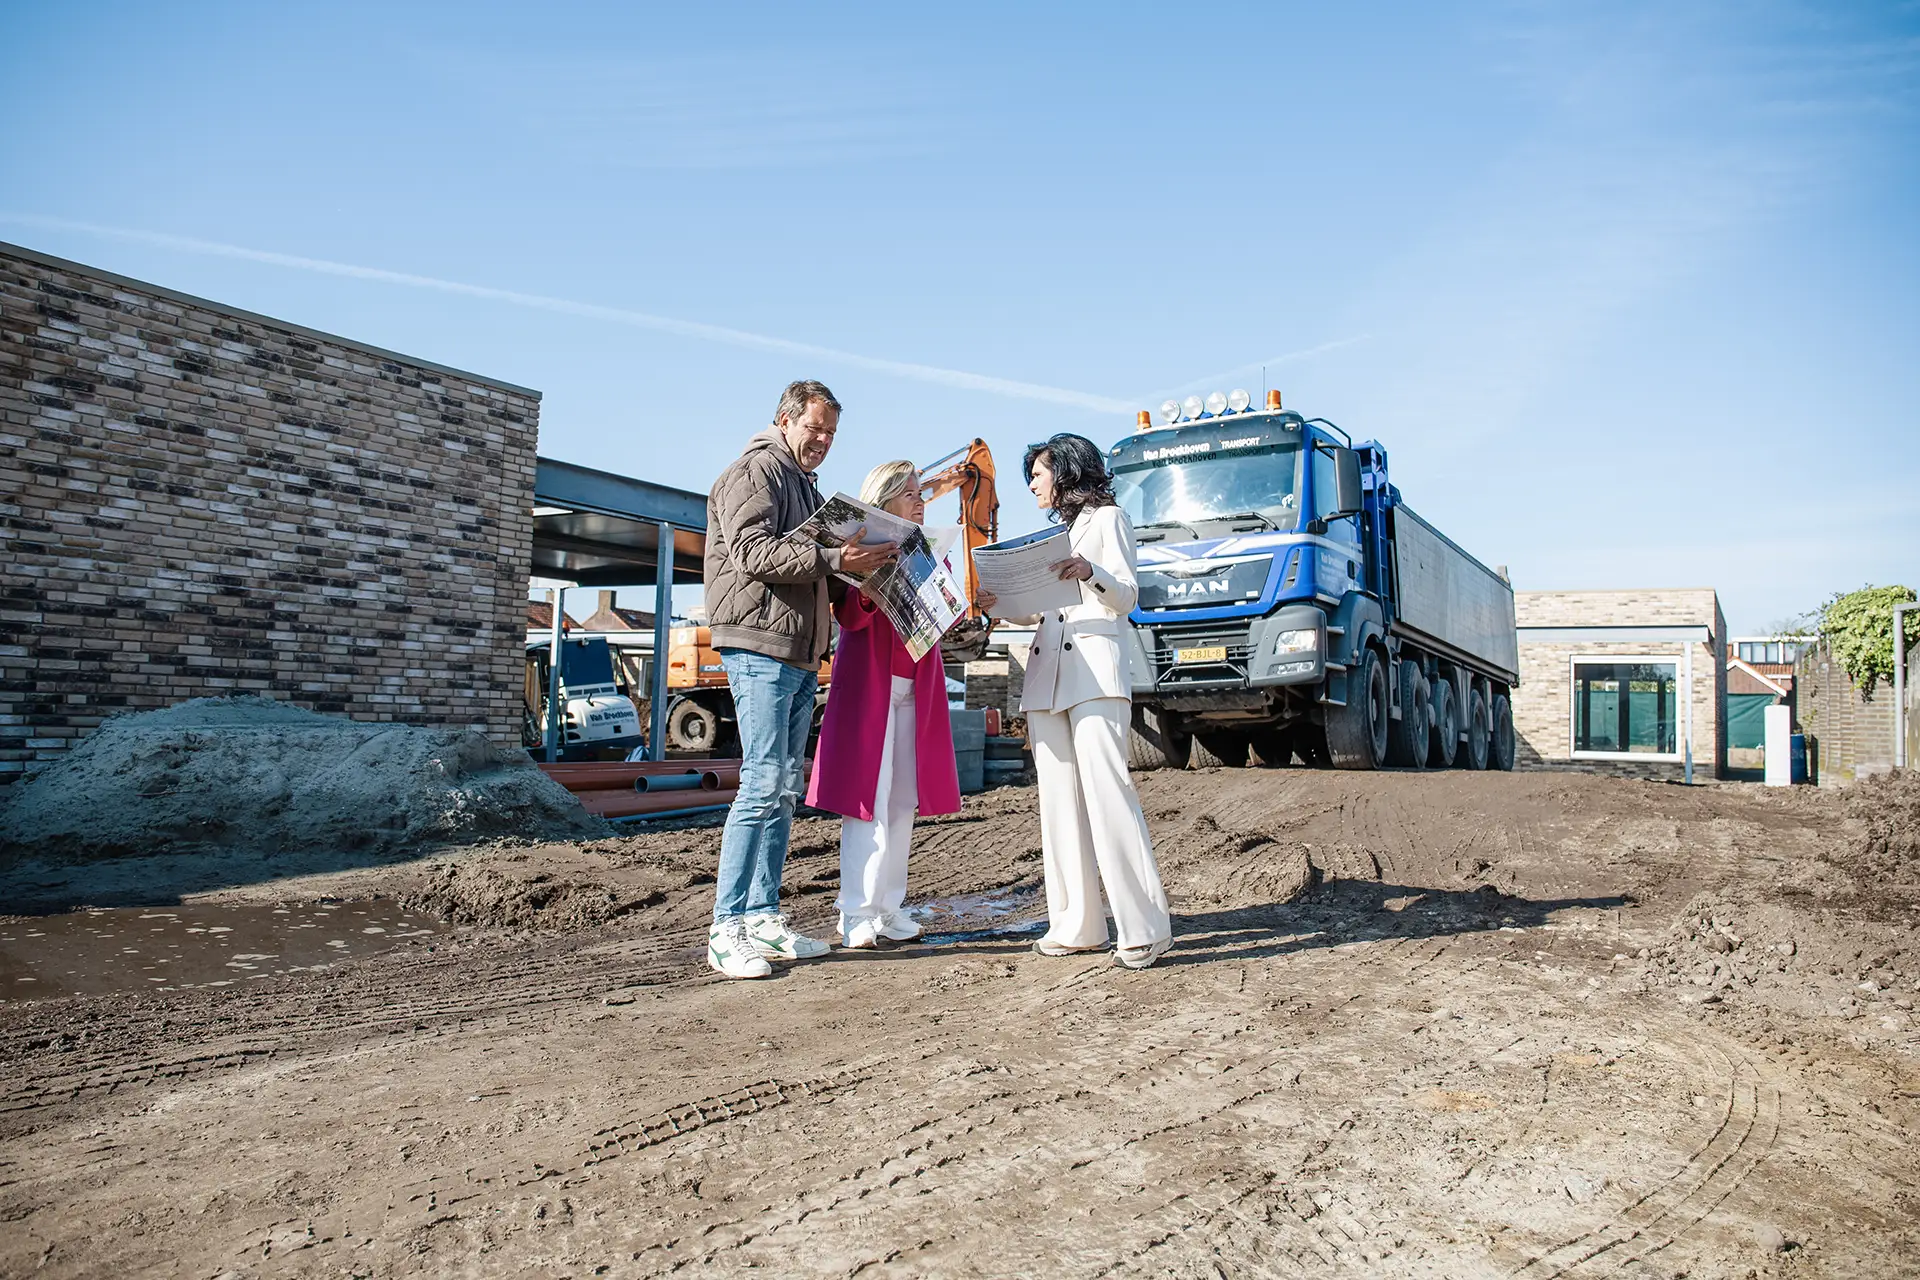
[774,379,842,426]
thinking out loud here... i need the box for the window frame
[1568,653,1687,762]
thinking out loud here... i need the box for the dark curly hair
[1023,433,1117,526]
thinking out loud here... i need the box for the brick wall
[1512,589,1726,781]
[1795,639,1898,785]
[0,243,541,783]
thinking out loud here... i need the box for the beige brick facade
[1513,588,1727,780]
[0,244,541,783]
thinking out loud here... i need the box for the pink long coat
[805,592,961,821]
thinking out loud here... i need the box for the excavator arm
[917,438,999,662]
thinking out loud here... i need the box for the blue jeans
[713,647,817,922]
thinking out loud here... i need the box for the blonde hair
[859,460,919,510]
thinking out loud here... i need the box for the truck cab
[1109,391,1518,772]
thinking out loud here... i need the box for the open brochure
[972,524,1080,619]
[795,493,968,662]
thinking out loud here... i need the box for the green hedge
[1818,585,1918,697]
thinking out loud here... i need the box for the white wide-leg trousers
[1028,697,1171,950]
[837,676,918,925]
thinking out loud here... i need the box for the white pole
[544,586,565,763]
[1683,639,1694,785]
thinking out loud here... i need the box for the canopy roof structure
[528,456,710,763]
[531,457,707,587]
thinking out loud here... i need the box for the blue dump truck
[1109,390,1519,772]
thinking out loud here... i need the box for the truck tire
[666,697,720,753]
[1385,660,1430,770]
[1464,688,1491,771]
[1491,692,1516,771]
[1191,733,1250,768]
[1427,678,1459,769]
[1325,647,1388,770]
[1128,704,1190,772]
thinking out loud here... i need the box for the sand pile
[0,697,604,868]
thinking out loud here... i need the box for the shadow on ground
[1163,880,1633,966]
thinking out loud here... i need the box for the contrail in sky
[0,214,1137,414]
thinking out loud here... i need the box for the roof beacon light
[1135,410,1152,431]
[1266,389,1283,411]
[1204,390,1229,416]
[1182,395,1205,421]
[1227,388,1252,413]
[1157,399,1182,426]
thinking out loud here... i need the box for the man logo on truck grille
[1163,577,1232,597]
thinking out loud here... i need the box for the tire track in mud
[652,931,1486,1278]
[637,1012,1330,1276]
[1099,1182,1401,1278]
[1509,1033,1783,1278]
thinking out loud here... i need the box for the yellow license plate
[1175,645,1228,664]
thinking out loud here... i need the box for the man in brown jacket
[704,380,897,979]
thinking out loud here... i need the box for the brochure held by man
[795,493,968,662]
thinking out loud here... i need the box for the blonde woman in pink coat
[804,461,962,949]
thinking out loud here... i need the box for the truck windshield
[1111,443,1302,531]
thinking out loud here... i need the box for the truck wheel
[1491,693,1516,771]
[1464,688,1491,771]
[1385,661,1430,770]
[1128,704,1190,772]
[1427,678,1460,769]
[666,698,720,753]
[1191,733,1250,768]
[1325,647,1388,770]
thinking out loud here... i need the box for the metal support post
[650,521,674,761]
[543,586,565,763]
[1897,602,1918,771]
[1683,639,1694,785]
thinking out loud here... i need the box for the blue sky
[4,0,1915,633]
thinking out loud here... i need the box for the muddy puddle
[0,900,450,1001]
[907,887,1045,943]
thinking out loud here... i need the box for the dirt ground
[2,767,1917,1279]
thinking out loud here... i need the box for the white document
[796,493,966,661]
[973,524,1080,619]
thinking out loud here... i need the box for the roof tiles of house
[581,591,654,632]
[527,601,581,631]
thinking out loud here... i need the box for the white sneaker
[708,918,773,979]
[876,910,923,942]
[1032,936,1109,956]
[745,912,831,961]
[1112,937,1172,970]
[842,916,884,950]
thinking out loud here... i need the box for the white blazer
[1017,505,1140,714]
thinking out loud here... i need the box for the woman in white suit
[978,433,1173,970]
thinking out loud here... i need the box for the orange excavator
[917,437,1000,662]
[662,439,1000,752]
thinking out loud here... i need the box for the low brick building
[1,242,542,783]
[1513,588,1727,780]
